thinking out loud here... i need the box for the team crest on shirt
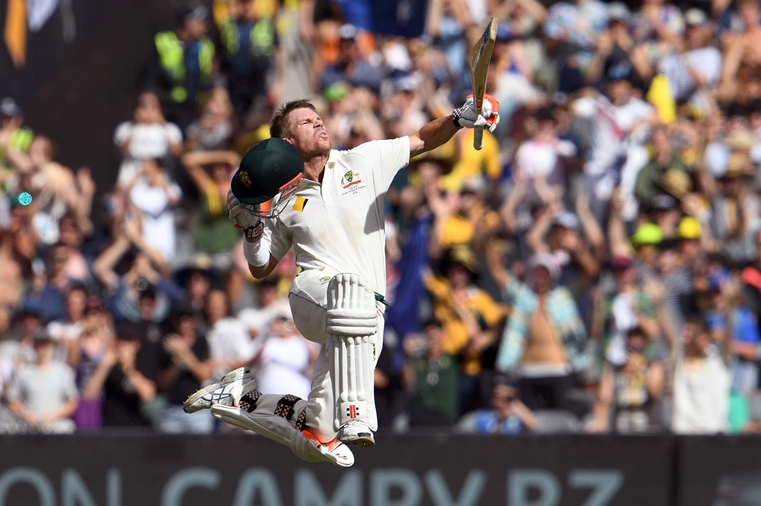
[340,170,365,194]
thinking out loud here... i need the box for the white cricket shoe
[209,404,355,468]
[183,367,257,414]
[337,420,375,447]
[301,429,356,467]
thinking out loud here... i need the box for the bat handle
[473,127,484,151]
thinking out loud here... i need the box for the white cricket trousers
[287,268,384,440]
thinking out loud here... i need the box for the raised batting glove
[453,93,500,132]
[227,188,264,241]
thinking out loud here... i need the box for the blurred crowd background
[2,0,761,437]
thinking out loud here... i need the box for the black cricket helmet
[231,138,304,218]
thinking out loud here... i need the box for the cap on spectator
[422,317,444,329]
[610,255,634,271]
[170,301,196,320]
[725,130,755,151]
[493,374,518,388]
[528,252,560,283]
[0,98,21,118]
[338,24,358,41]
[650,194,678,211]
[535,106,556,123]
[32,330,53,345]
[259,275,280,288]
[631,223,663,248]
[323,83,349,103]
[175,252,220,288]
[684,8,709,27]
[606,60,634,82]
[678,216,701,240]
[383,42,413,73]
[460,176,487,195]
[273,299,293,321]
[177,3,209,24]
[496,24,515,43]
[394,75,419,93]
[18,299,44,319]
[551,211,581,230]
[658,169,692,199]
[607,2,631,23]
[723,154,752,179]
[446,246,479,276]
[658,237,680,251]
[707,268,731,292]
[409,144,456,175]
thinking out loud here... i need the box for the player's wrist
[452,109,464,129]
[243,220,264,241]
[244,235,270,267]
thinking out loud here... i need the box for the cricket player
[184,96,500,466]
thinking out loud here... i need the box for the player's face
[283,108,331,157]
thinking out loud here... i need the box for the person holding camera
[470,381,536,434]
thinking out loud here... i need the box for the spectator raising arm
[499,177,528,236]
[608,187,635,259]
[82,339,156,404]
[181,150,242,193]
[158,333,212,393]
[92,232,132,291]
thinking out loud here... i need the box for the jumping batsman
[183,96,500,466]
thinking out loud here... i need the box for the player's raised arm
[407,94,501,158]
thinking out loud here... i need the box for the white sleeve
[354,137,411,194]
[114,122,132,147]
[165,123,183,143]
[572,97,597,118]
[556,139,577,158]
[167,182,183,201]
[513,143,530,179]
[235,327,256,361]
[4,368,22,402]
[268,215,292,262]
[62,366,79,401]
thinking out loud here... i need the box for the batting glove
[227,188,264,241]
[453,94,500,132]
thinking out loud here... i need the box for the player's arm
[227,189,280,279]
[248,249,279,279]
[408,95,500,157]
[408,114,458,158]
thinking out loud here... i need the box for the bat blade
[469,16,499,151]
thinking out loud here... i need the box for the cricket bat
[470,16,499,150]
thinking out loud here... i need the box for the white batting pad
[326,273,378,431]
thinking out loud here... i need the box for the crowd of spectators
[2,0,761,437]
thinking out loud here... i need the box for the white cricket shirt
[268,137,410,296]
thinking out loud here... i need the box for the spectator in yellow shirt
[424,246,505,414]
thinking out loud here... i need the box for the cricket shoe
[209,405,355,468]
[183,367,257,413]
[337,420,375,447]
[301,429,356,467]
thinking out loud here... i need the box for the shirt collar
[326,149,340,171]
